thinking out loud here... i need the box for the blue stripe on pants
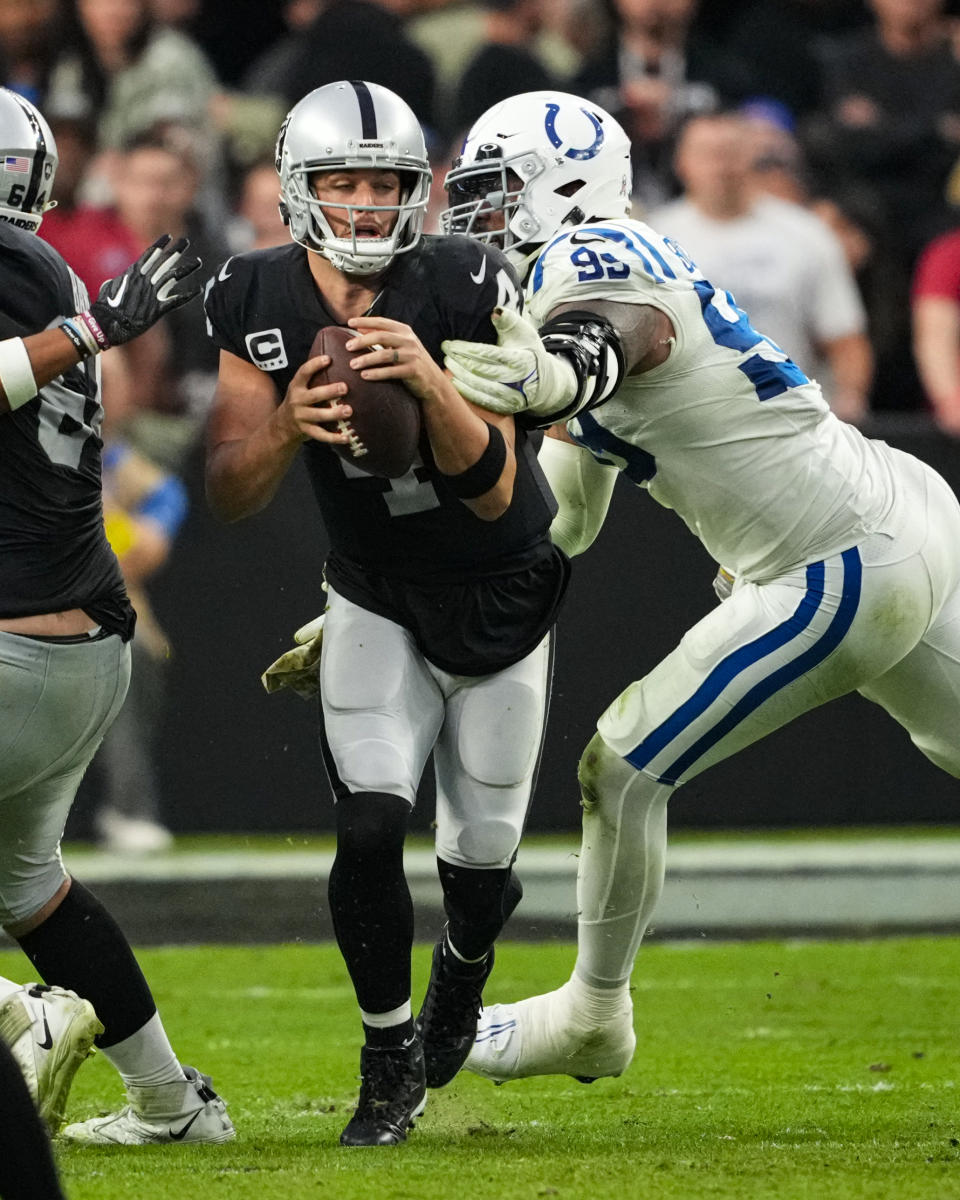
[625,548,863,783]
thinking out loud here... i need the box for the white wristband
[0,336,38,410]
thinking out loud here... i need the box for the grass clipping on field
[8,938,959,1200]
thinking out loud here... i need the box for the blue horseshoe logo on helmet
[544,102,604,161]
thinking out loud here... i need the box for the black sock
[0,1039,66,1200]
[328,792,413,1014]
[437,858,524,962]
[16,879,156,1047]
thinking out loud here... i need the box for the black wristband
[443,422,507,499]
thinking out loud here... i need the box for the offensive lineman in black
[0,88,235,1148]
[204,81,568,1146]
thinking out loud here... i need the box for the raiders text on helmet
[441,91,631,271]
[0,88,58,233]
[275,81,431,276]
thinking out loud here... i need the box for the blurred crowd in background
[7,0,960,849]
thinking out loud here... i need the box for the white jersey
[524,218,898,580]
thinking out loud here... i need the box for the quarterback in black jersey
[205,81,568,1146]
[0,88,234,1148]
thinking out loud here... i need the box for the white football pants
[576,451,960,986]
[319,586,553,869]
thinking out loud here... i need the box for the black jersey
[204,235,558,580]
[0,222,133,638]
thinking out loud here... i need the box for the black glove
[88,234,203,347]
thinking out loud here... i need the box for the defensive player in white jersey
[440,91,960,1083]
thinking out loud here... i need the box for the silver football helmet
[0,87,57,233]
[276,80,431,276]
[441,91,631,271]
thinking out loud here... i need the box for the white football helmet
[276,80,431,276]
[441,91,631,271]
[0,87,57,233]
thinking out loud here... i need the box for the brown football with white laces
[308,325,421,479]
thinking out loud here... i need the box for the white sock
[566,972,631,1022]
[360,1001,412,1028]
[574,735,673,988]
[99,1011,185,1089]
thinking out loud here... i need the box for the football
[308,325,421,478]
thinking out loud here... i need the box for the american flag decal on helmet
[4,156,29,173]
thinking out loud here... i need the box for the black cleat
[339,1036,427,1147]
[417,934,494,1089]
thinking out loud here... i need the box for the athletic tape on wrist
[443,422,507,499]
[0,336,38,409]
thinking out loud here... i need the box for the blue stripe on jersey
[531,225,678,293]
[693,280,809,399]
[576,226,665,281]
[531,231,579,294]
[572,411,657,484]
[740,352,809,400]
[625,548,862,782]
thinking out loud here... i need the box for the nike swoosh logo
[106,277,127,307]
[36,1016,52,1051]
[470,257,487,285]
[569,231,604,245]
[218,258,234,282]
[169,1110,203,1141]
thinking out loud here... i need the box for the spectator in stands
[38,110,140,298]
[0,0,61,106]
[651,112,873,423]
[718,0,829,122]
[912,226,960,435]
[241,0,324,98]
[741,98,809,206]
[799,0,960,414]
[243,0,436,138]
[109,129,227,448]
[45,0,221,181]
[573,0,751,209]
[806,0,960,264]
[226,157,290,254]
[450,1,556,141]
[90,439,188,853]
[147,0,199,28]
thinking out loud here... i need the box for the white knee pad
[434,671,547,868]
[321,590,443,804]
[455,679,544,788]
[438,817,522,869]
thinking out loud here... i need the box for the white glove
[261,613,325,699]
[442,307,578,418]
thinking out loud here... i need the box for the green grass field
[6,937,960,1200]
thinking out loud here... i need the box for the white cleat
[61,1065,235,1145]
[0,983,103,1134]
[466,979,636,1083]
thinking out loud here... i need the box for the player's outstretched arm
[443,307,580,420]
[443,300,673,425]
[0,234,203,416]
[539,426,618,558]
